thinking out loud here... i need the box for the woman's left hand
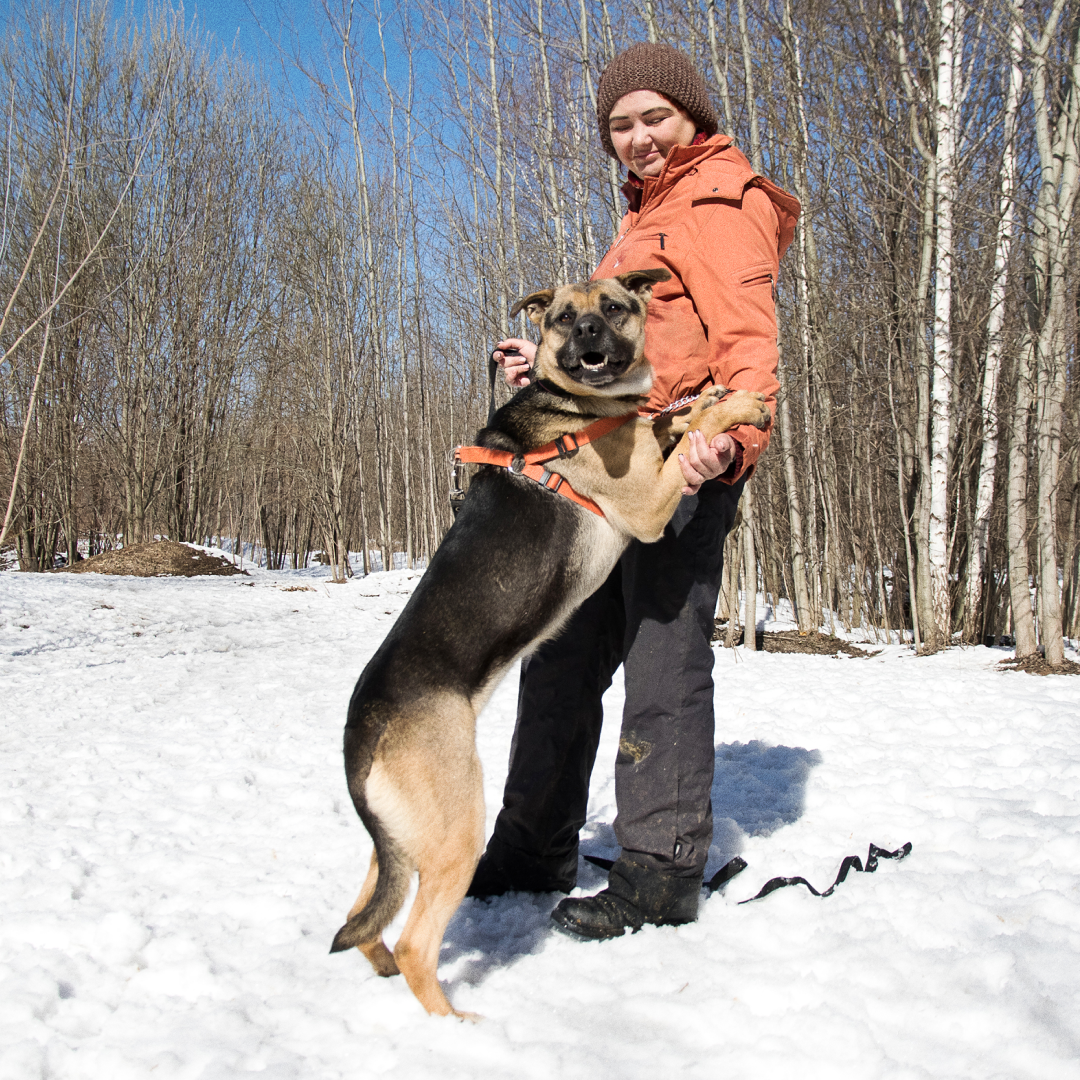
[678,431,737,495]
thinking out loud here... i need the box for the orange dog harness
[454,413,635,517]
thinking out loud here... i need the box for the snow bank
[2,567,1078,1079]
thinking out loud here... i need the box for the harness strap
[454,445,605,516]
[521,413,635,464]
[454,412,636,518]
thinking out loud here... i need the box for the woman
[471,42,799,939]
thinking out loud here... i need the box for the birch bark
[743,482,758,649]
[927,0,960,650]
[777,0,815,633]
[963,6,1022,641]
[536,0,567,282]
[706,0,736,137]
[376,9,413,563]
[734,0,763,631]
[1027,0,1080,667]
[1006,336,1037,657]
[341,3,390,563]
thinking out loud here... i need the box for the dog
[329,268,770,1018]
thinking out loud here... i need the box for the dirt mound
[57,541,245,578]
[998,654,1080,677]
[713,624,880,657]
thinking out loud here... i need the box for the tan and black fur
[330,269,770,1018]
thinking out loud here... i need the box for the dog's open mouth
[556,340,635,387]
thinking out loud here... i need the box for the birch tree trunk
[742,482,758,650]
[484,0,510,337]
[777,0,815,633]
[706,0,736,136]
[736,0,762,173]
[731,0,764,637]
[963,6,1022,641]
[1007,334,1038,657]
[376,12,413,564]
[1026,0,1080,667]
[927,0,960,651]
[892,0,938,649]
[536,0,568,282]
[596,0,623,230]
[340,3,390,565]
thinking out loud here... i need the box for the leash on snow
[584,841,913,903]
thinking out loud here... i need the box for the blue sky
[181,0,304,56]
[124,0,325,68]
[1,1,417,94]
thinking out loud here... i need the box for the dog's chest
[563,513,627,604]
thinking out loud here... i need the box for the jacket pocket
[607,226,687,272]
[693,167,749,203]
[734,260,775,289]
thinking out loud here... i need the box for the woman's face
[608,90,698,178]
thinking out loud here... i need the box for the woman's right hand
[493,338,537,388]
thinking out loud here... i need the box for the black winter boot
[549,853,702,940]
[466,836,577,899]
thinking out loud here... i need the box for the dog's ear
[615,267,672,302]
[510,289,556,325]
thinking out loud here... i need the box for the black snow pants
[484,477,745,882]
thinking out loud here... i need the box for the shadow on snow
[437,739,821,992]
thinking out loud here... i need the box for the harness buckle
[449,450,466,515]
[554,433,580,458]
[539,469,563,492]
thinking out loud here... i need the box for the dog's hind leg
[347,849,400,978]
[393,800,484,1019]
[390,711,485,1019]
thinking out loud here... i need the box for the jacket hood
[620,133,735,212]
[620,134,800,259]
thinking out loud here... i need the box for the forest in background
[1,0,1078,664]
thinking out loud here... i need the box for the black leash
[452,346,524,516]
[488,345,522,423]
[487,352,499,423]
[735,841,912,903]
[707,856,749,892]
[584,841,912,902]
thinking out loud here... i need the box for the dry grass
[712,624,881,657]
[55,541,246,578]
[998,654,1080,677]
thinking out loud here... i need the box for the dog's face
[510,269,671,398]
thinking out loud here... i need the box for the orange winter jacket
[592,134,800,483]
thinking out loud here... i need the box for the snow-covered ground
[2,563,1079,1079]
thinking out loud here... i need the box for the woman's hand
[678,431,737,495]
[493,338,536,388]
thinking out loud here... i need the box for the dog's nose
[573,317,602,341]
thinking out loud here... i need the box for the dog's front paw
[724,390,770,430]
[697,385,730,408]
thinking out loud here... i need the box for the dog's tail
[329,820,411,953]
[329,721,412,954]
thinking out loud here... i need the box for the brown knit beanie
[596,42,719,158]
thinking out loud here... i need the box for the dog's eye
[558,311,573,323]
[605,303,623,314]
